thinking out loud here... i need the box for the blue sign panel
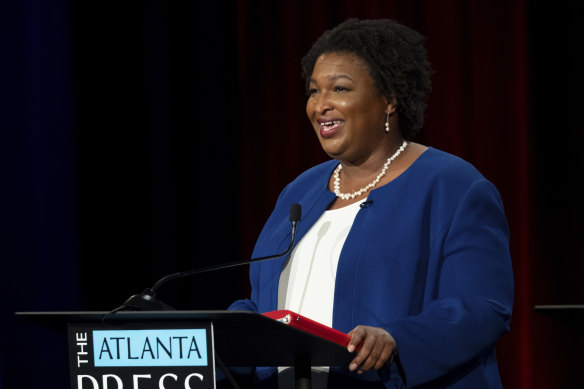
[68,323,215,389]
[93,329,208,367]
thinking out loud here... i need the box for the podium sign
[17,310,356,389]
[67,323,215,389]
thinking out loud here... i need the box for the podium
[16,310,354,389]
[534,305,584,329]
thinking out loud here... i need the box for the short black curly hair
[301,18,432,139]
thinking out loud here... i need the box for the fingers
[373,344,394,370]
[350,327,378,372]
[347,326,396,373]
[347,326,366,353]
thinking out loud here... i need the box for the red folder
[262,310,351,348]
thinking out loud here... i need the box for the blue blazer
[230,148,514,388]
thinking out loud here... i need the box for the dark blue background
[1,1,243,387]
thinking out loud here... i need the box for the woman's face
[306,52,392,164]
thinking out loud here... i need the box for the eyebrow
[309,74,354,83]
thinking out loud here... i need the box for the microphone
[359,200,374,208]
[113,204,302,312]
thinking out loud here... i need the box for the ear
[385,102,397,115]
[384,96,397,115]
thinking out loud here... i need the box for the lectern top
[16,310,354,367]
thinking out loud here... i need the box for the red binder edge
[262,310,351,348]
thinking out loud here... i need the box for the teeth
[322,120,342,126]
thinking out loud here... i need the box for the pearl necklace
[333,140,408,200]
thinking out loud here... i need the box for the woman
[230,18,513,388]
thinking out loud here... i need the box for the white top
[280,199,365,327]
[277,199,365,388]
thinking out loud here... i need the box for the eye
[308,88,319,96]
[333,85,349,92]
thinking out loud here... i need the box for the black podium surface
[16,310,354,367]
[534,305,584,329]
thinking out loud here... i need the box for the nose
[313,92,333,114]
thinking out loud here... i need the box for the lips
[318,119,345,138]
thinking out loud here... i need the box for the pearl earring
[385,108,391,134]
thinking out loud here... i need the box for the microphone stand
[109,204,302,313]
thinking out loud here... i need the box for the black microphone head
[289,203,302,222]
[118,289,175,311]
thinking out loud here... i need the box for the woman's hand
[347,325,397,373]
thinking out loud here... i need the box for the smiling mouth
[319,120,344,138]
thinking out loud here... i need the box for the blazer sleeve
[384,179,514,386]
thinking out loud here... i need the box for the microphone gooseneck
[114,203,302,312]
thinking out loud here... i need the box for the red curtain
[236,1,582,387]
